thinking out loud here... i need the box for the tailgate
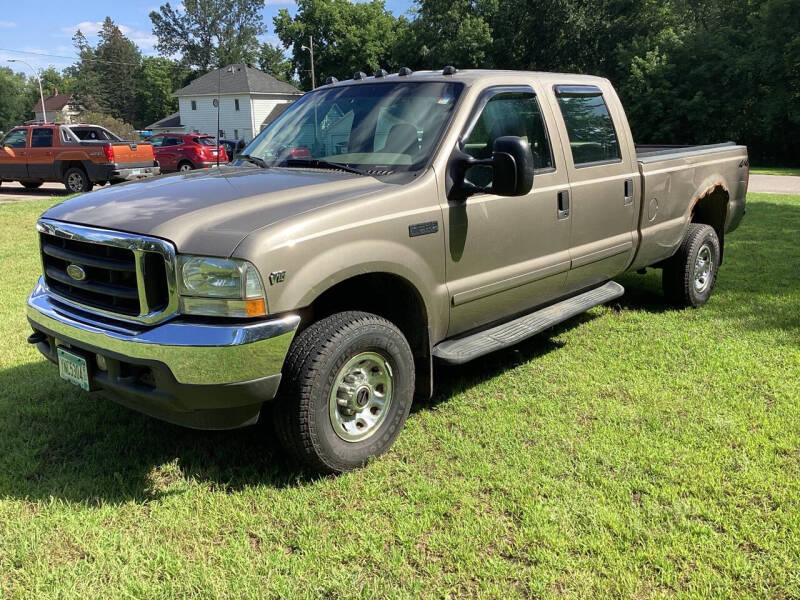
[110,142,154,165]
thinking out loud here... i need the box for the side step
[433,281,625,365]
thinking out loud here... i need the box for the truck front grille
[37,220,177,324]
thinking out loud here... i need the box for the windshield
[241,81,463,173]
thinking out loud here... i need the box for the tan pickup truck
[26,69,748,472]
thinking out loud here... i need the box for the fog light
[95,354,107,371]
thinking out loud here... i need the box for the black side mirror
[448,136,534,201]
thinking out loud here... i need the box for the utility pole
[301,35,316,89]
[8,59,46,123]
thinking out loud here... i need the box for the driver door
[0,128,30,181]
[442,85,572,336]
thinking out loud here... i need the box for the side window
[191,100,197,111]
[235,99,240,111]
[31,128,54,148]
[149,136,164,147]
[462,91,554,188]
[555,86,621,166]
[2,129,28,148]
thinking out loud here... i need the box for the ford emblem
[66,264,87,281]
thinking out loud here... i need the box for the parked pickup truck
[0,123,160,193]
[25,69,748,472]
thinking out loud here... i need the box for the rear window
[194,137,217,146]
[555,85,621,166]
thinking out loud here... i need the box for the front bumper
[27,281,300,429]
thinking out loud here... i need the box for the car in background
[218,139,246,162]
[149,133,228,172]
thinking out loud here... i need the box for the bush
[74,111,137,140]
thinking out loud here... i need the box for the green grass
[750,166,800,177]
[1,194,799,598]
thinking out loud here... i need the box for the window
[235,99,240,111]
[191,100,197,110]
[2,129,27,148]
[555,85,621,166]
[461,90,554,188]
[166,137,183,146]
[30,128,54,148]
[234,129,238,139]
[149,135,164,147]
[218,130,225,139]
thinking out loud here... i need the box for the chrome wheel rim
[694,243,713,293]
[329,352,393,442]
[67,172,83,191]
[179,163,192,172]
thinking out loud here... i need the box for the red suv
[149,134,228,172]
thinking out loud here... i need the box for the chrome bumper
[26,279,299,386]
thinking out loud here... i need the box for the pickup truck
[25,69,748,473]
[0,123,160,193]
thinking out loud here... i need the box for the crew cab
[0,124,160,193]
[25,69,747,473]
[149,133,228,172]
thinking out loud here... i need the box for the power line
[0,46,192,69]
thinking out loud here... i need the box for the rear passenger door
[26,127,56,180]
[549,84,638,290]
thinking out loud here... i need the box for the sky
[0,0,414,74]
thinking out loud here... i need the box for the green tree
[150,0,266,71]
[136,57,181,128]
[0,67,29,131]
[95,17,142,124]
[79,111,137,140]
[258,42,295,83]
[273,0,400,90]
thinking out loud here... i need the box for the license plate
[57,347,90,391]
[131,168,142,175]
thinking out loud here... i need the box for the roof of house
[146,112,182,130]
[173,64,303,97]
[261,102,294,129]
[33,93,78,113]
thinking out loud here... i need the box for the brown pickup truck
[25,69,748,473]
[0,123,160,193]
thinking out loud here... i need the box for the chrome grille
[37,219,178,324]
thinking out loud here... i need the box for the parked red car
[149,133,228,172]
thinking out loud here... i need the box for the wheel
[63,168,93,193]
[178,161,194,172]
[662,223,721,307]
[273,311,415,473]
[21,181,43,189]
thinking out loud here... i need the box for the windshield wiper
[283,158,365,175]
[238,154,268,169]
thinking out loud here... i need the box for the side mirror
[448,136,534,201]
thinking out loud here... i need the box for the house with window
[145,65,303,142]
[32,91,83,124]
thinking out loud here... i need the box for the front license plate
[57,347,90,391]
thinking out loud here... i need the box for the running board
[433,281,625,365]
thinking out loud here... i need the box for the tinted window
[149,136,164,147]
[461,91,553,187]
[165,137,183,146]
[555,86,621,165]
[31,128,54,148]
[195,137,217,146]
[235,99,240,111]
[2,129,27,148]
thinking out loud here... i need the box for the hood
[42,166,392,256]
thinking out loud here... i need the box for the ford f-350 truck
[25,69,748,472]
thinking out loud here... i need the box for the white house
[146,65,303,142]
[33,91,82,124]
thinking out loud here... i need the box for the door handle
[557,190,570,220]
[624,179,634,206]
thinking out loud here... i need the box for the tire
[273,311,415,473]
[21,181,43,189]
[63,167,93,193]
[178,161,194,172]
[662,223,721,307]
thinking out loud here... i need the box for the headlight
[178,255,266,317]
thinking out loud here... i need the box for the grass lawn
[750,166,800,177]
[1,194,798,599]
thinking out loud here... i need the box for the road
[0,182,68,203]
[747,174,800,195]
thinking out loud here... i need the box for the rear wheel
[273,311,415,473]
[178,161,194,172]
[63,167,93,193]
[21,181,43,189]
[662,223,721,307]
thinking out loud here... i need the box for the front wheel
[63,168,93,193]
[273,311,415,473]
[662,223,721,307]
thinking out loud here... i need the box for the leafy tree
[0,67,29,131]
[150,0,266,71]
[78,111,137,140]
[273,0,400,89]
[136,57,181,128]
[258,42,295,84]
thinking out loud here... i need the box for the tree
[79,111,137,140]
[0,67,29,131]
[273,0,400,90]
[136,57,181,128]
[258,43,295,84]
[150,0,266,71]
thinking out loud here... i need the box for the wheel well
[60,161,86,178]
[304,273,432,399]
[178,159,192,167]
[691,185,728,263]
